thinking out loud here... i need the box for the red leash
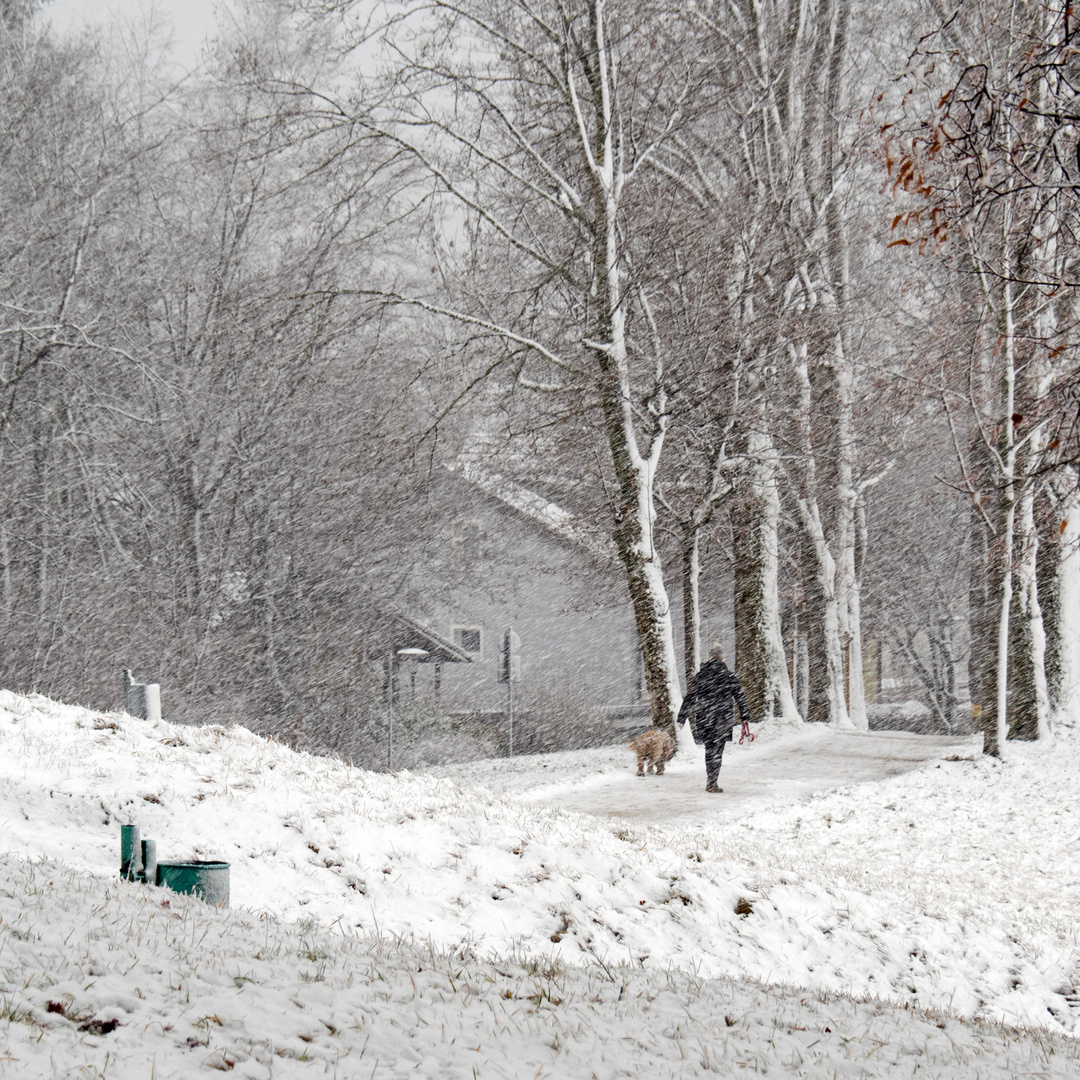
[738,720,755,744]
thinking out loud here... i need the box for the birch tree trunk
[1049,471,1080,727]
[682,530,702,679]
[1036,484,1062,718]
[734,425,802,724]
[969,492,1000,755]
[1010,452,1050,739]
[599,352,682,734]
[794,352,851,728]
[989,263,1020,755]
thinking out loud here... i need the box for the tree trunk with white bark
[734,428,802,725]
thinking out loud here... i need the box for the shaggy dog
[629,727,676,776]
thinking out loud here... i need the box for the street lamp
[398,647,428,695]
[388,647,428,770]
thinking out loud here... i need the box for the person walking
[677,644,752,793]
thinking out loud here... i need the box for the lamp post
[388,647,428,770]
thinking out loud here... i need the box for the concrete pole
[386,653,395,770]
[507,668,514,757]
[141,839,157,885]
[123,669,144,717]
[123,670,161,720]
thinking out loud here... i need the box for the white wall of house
[411,482,643,717]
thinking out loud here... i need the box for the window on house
[453,626,483,657]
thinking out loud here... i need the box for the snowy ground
[1,690,1079,1078]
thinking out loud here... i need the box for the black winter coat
[677,658,751,744]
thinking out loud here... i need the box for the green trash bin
[120,824,142,881]
[156,861,230,907]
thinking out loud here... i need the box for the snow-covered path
[441,727,980,824]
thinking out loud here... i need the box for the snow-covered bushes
[867,699,953,734]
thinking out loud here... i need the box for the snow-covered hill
[1,689,1079,1077]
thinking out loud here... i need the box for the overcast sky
[47,0,220,67]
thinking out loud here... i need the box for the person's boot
[704,742,724,793]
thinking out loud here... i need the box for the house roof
[379,611,474,664]
[455,461,615,561]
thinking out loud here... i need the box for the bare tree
[0,11,173,690]
[307,0,733,735]
[0,3,438,739]
[680,0,863,727]
[891,0,1080,750]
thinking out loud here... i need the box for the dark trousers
[705,738,726,788]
